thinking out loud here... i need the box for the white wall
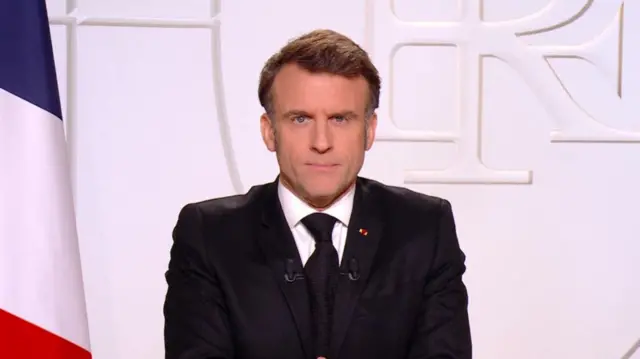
[46,0,640,358]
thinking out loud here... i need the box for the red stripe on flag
[0,309,91,359]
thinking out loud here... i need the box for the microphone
[284,258,304,283]
[285,257,360,282]
[342,257,360,281]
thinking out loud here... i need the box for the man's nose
[310,119,332,153]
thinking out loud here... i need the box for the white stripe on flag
[0,88,91,351]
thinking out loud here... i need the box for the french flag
[0,1,92,358]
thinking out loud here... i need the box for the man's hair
[258,29,381,117]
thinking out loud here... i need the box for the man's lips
[307,163,338,166]
[306,163,339,169]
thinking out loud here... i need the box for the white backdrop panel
[45,0,640,358]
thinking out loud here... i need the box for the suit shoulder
[177,182,270,220]
[362,177,451,213]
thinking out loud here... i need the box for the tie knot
[301,213,337,243]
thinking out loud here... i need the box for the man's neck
[278,176,356,211]
[277,177,356,229]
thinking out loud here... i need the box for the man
[163,29,472,359]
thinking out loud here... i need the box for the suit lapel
[330,178,383,358]
[257,180,313,358]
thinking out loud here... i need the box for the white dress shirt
[278,180,355,266]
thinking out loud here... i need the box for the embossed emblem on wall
[367,0,640,185]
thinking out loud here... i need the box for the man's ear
[260,113,276,152]
[365,112,377,151]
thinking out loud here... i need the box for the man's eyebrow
[282,110,311,118]
[281,110,359,118]
[330,111,359,118]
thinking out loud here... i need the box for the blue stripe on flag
[0,0,63,120]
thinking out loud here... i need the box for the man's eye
[334,116,345,122]
[293,116,307,123]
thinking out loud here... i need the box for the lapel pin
[359,228,368,236]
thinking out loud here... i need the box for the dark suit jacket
[163,177,472,359]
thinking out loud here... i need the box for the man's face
[260,63,377,208]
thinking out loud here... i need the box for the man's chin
[300,186,339,205]
[305,190,338,201]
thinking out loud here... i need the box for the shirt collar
[278,180,355,229]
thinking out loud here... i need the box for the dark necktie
[301,212,339,358]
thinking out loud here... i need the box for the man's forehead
[272,70,368,99]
